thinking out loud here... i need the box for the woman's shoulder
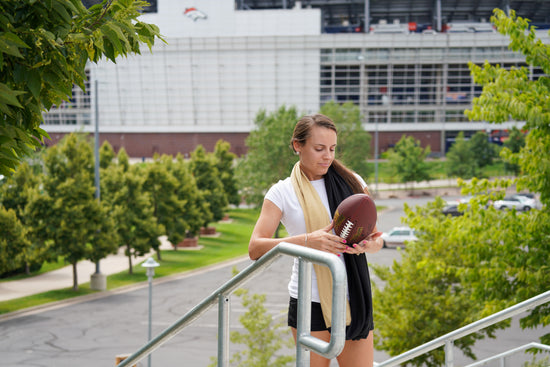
[266,177,293,197]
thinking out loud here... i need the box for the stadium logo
[184,7,208,21]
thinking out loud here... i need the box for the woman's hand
[344,231,383,255]
[306,222,348,255]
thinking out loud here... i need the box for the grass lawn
[0,208,260,315]
[366,159,506,183]
[0,256,68,282]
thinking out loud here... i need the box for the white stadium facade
[42,0,550,158]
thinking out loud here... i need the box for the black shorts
[287,297,329,332]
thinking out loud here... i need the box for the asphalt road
[1,196,547,367]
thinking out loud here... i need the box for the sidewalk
[0,237,174,303]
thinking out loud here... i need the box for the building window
[366,65,388,105]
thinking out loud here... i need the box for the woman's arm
[248,199,347,260]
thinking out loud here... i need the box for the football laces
[340,220,353,240]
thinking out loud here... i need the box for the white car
[493,195,534,211]
[381,226,418,248]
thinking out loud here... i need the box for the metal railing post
[296,258,312,366]
[445,339,454,367]
[217,294,230,367]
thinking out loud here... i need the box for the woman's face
[294,125,337,181]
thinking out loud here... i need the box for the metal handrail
[117,242,347,367]
[464,342,550,367]
[374,289,550,367]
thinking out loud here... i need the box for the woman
[249,114,383,366]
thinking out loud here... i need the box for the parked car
[381,226,417,248]
[511,194,539,209]
[493,195,533,211]
[442,202,463,216]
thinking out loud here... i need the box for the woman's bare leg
[290,327,332,367]
[336,330,374,367]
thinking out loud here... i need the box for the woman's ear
[292,140,301,154]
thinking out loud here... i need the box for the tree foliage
[162,154,207,240]
[446,131,498,179]
[237,103,371,207]
[236,105,300,207]
[469,131,498,170]
[209,268,295,367]
[373,10,550,364]
[466,9,550,205]
[101,147,162,274]
[319,101,371,179]
[214,139,241,206]
[25,133,118,290]
[0,0,163,176]
[0,161,44,274]
[190,145,228,226]
[385,135,431,189]
[140,154,183,260]
[502,126,525,175]
[0,207,30,276]
[226,288,295,367]
[446,132,477,179]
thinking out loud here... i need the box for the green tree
[236,105,300,207]
[190,145,228,227]
[466,9,550,204]
[101,148,162,274]
[385,135,431,192]
[226,289,295,367]
[25,133,118,290]
[0,161,46,274]
[320,101,371,179]
[373,10,550,364]
[214,139,241,207]
[0,206,30,275]
[161,154,209,243]
[469,131,498,171]
[373,195,509,366]
[141,154,185,260]
[99,141,116,169]
[502,126,525,176]
[464,7,550,341]
[0,0,163,176]
[446,132,477,178]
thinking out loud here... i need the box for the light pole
[142,257,160,367]
[91,79,106,291]
[374,114,379,196]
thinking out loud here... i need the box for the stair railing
[374,289,550,367]
[464,342,550,367]
[117,241,347,367]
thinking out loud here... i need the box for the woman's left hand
[344,231,383,255]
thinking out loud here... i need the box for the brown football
[333,194,377,244]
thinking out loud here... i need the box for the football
[333,194,377,244]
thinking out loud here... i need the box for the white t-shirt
[264,174,367,302]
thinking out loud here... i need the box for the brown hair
[291,114,365,194]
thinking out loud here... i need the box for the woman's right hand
[306,222,348,255]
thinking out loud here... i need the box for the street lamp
[91,79,106,291]
[142,257,160,367]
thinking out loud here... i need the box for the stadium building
[42,0,550,158]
